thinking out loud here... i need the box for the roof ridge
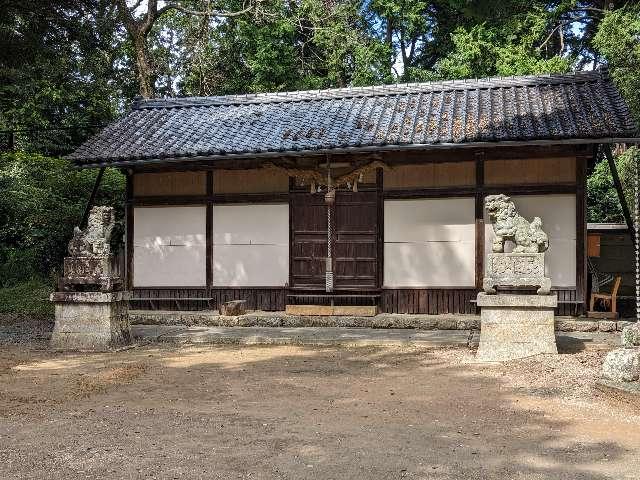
[133,69,606,110]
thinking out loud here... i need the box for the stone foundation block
[50,291,131,351]
[475,293,558,362]
[622,325,640,347]
[602,348,640,382]
[598,321,617,332]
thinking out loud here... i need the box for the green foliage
[587,147,640,224]
[594,5,640,124]
[0,1,128,132]
[433,9,573,80]
[0,152,125,287]
[0,278,54,315]
[587,156,624,224]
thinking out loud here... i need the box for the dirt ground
[1,341,639,480]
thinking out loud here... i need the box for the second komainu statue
[484,194,549,254]
[483,194,552,295]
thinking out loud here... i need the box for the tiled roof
[69,69,638,166]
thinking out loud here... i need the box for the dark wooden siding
[381,288,477,314]
[131,287,286,311]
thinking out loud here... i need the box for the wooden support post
[576,154,588,315]
[603,144,637,247]
[125,171,134,291]
[80,167,105,228]
[206,170,213,289]
[377,168,384,289]
[474,153,485,292]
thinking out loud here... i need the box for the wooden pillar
[206,170,213,289]
[377,168,384,289]
[474,153,485,292]
[576,154,588,315]
[288,176,296,292]
[125,171,134,291]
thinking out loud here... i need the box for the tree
[594,4,640,123]
[0,0,125,132]
[113,0,264,98]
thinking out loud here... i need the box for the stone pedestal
[483,253,551,295]
[50,291,131,351]
[476,292,558,362]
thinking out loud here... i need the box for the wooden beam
[603,144,637,247]
[475,153,485,291]
[206,171,213,289]
[377,168,384,289]
[80,167,105,228]
[576,155,588,314]
[131,191,289,206]
[125,172,134,290]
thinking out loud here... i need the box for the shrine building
[67,69,638,316]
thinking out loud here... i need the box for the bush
[0,278,54,314]
[0,152,125,287]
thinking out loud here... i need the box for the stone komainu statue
[68,206,115,257]
[484,194,549,254]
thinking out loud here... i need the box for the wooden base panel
[587,310,619,319]
[285,305,378,317]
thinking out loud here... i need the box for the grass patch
[0,278,54,315]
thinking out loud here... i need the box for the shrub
[0,152,125,286]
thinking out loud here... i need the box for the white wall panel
[484,194,576,287]
[212,204,288,286]
[384,198,475,287]
[133,206,206,287]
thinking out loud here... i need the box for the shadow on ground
[1,337,638,479]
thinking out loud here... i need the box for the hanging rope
[326,203,333,292]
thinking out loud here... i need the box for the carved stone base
[475,292,558,362]
[50,291,131,351]
[62,255,121,291]
[483,252,551,295]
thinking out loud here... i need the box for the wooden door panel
[290,193,327,288]
[291,189,379,290]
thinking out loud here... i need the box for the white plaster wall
[384,198,476,287]
[133,206,206,287]
[484,194,576,287]
[212,204,289,286]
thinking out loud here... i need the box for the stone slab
[50,291,130,303]
[129,310,634,333]
[476,292,557,308]
[131,325,471,347]
[285,305,378,317]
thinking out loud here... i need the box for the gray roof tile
[68,69,638,166]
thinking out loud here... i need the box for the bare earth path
[1,342,639,480]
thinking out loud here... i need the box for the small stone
[602,348,640,382]
[621,325,640,347]
[598,321,617,333]
[219,300,246,316]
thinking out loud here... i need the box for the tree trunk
[133,35,154,98]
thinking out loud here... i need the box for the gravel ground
[1,327,640,480]
[0,313,54,345]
